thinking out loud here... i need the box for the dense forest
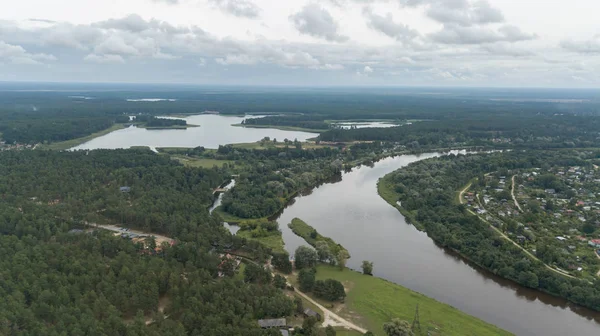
[379,150,600,311]
[241,115,331,131]
[215,145,343,219]
[0,149,292,335]
[318,116,600,150]
[2,87,600,145]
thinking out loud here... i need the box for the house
[120,186,131,193]
[588,239,600,248]
[258,318,287,329]
[303,308,322,321]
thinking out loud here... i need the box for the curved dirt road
[293,286,367,334]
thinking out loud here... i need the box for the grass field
[313,265,512,336]
[288,218,348,257]
[231,123,326,133]
[170,155,233,168]
[235,229,286,254]
[39,124,125,150]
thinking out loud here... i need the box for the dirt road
[511,175,523,212]
[293,286,367,334]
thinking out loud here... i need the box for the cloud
[0,41,56,64]
[480,42,534,57]
[363,8,419,42]
[84,53,125,63]
[430,24,536,44]
[216,54,257,65]
[209,0,261,18]
[151,0,179,4]
[290,4,348,42]
[426,0,504,26]
[561,35,600,54]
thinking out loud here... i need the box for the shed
[303,308,322,321]
[258,318,287,329]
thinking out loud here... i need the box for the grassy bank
[231,123,326,133]
[236,229,286,254]
[312,265,512,336]
[39,124,125,150]
[288,218,348,257]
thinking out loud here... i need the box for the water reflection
[271,152,600,336]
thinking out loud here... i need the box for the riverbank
[141,124,200,130]
[301,265,512,336]
[38,124,126,150]
[288,218,349,257]
[232,123,327,133]
[377,177,425,231]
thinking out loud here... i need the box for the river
[266,153,600,336]
[71,114,318,150]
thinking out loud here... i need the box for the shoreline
[376,168,600,315]
[231,123,325,133]
[38,124,126,150]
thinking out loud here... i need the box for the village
[464,163,600,280]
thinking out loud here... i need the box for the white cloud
[209,0,261,18]
[84,53,125,63]
[0,0,597,86]
[363,8,420,43]
[561,35,600,54]
[0,41,56,64]
[290,4,348,42]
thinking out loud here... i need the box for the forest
[3,86,600,145]
[0,149,293,335]
[318,116,600,150]
[379,150,600,311]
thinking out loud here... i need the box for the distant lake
[71,114,318,150]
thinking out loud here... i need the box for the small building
[258,318,287,329]
[303,308,321,321]
[588,240,600,248]
[120,186,131,193]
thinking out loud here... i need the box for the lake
[71,114,319,150]
[270,153,600,336]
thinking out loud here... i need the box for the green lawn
[236,229,286,254]
[38,124,125,150]
[313,265,511,336]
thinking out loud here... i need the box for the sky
[0,0,598,87]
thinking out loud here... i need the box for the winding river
[270,153,600,336]
[80,113,600,334]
